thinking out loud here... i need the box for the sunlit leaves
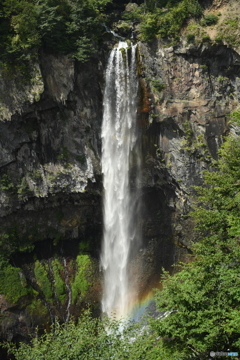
[4,310,160,360]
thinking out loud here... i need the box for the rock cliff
[0,29,240,353]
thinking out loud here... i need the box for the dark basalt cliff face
[0,36,239,350]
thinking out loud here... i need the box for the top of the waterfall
[102,23,126,41]
[116,41,138,51]
[117,41,129,48]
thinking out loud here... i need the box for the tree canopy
[0,0,112,67]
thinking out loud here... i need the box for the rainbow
[130,290,156,321]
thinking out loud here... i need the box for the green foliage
[71,255,92,303]
[138,0,202,41]
[199,64,208,71]
[79,239,90,251]
[57,146,70,161]
[186,32,195,43]
[216,17,240,48]
[0,264,30,303]
[215,33,223,43]
[201,34,211,43]
[5,309,165,360]
[185,20,209,43]
[0,174,15,192]
[76,154,86,165]
[152,122,240,357]
[182,119,193,143]
[150,79,165,92]
[0,224,36,267]
[229,109,240,126]
[72,36,95,62]
[123,3,143,22]
[0,0,112,69]
[217,75,227,82]
[201,13,218,26]
[17,176,31,198]
[26,299,48,318]
[34,260,53,302]
[52,259,66,304]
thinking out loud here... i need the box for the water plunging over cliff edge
[101,41,141,320]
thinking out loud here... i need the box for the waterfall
[101,42,141,319]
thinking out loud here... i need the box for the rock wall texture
[0,49,105,349]
[0,35,240,350]
[134,39,240,292]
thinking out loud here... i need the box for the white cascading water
[101,41,140,319]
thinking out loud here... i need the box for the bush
[186,33,195,43]
[139,0,202,41]
[202,34,211,43]
[215,34,223,43]
[5,311,161,360]
[201,13,218,26]
[150,79,166,92]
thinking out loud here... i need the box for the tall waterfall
[101,41,141,319]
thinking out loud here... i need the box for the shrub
[150,79,166,92]
[201,13,219,26]
[202,34,211,43]
[5,311,162,360]
[123,3,143,21]
[0,174,15,192]
[139,0,202,41]
[186,33,195,43]
[215,34,223,43]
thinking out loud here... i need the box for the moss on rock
[0,265,30,303]
[34,260,53,302]
[71,255,92,303]
[52,259,66,304]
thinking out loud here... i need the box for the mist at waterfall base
[101,41,153,322]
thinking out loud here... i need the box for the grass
[216,16,240,48]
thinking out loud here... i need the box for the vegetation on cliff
[0,0,112,70]
[5,112,240,359]
[1,0,240,72]
[0,264,31,303]
[71,254,93,303]
[124,0,202,40]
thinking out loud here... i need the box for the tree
[152,112,240,359]
[0,0,113,68]
[4,309,162,360]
